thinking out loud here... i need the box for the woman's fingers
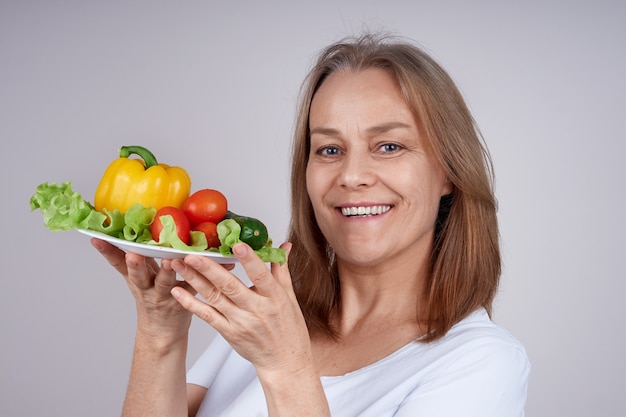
[169,243,301,339]
[171,242,294,311]
[170,256,247,332]
[171,256,245,308]
[93,237,183,297]
[91,237,128,274]
[232,243,283,297]
[92,238,197,342]
[169,246,288,332]
[156,259,197,296]
[124,252,161,290]
[170,286,227,328]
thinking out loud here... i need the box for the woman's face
[306,68,452,268]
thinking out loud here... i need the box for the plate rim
[77,228,237,262]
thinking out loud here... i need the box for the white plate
[77,229,237,263]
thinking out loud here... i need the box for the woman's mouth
[340,205,392,217]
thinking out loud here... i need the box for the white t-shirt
[187,308,530,417]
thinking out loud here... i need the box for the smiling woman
[289,34,502,343]
[306,67,452,273]
[91,32,529,417]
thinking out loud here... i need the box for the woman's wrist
[134,321,190,355]
[256,364,331,417]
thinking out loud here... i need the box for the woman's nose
[338,149,376,190]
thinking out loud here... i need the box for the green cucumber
[225,211,269,250]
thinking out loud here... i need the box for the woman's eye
[379,143,401,153]
[317,146,341,156]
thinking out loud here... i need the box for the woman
[93,33,530,416]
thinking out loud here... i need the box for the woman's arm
[187,384,208,417]
[121,327,189,416]
[170,242,331,417]
[92,238,211,417]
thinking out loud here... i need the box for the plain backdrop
[1,1,624,416]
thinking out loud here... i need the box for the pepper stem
[119,146,158,169]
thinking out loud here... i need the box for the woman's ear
[441,177,454,196]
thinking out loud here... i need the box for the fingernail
[233,243,248,257]
[170,287,182,298]
[91,239,105,252]
[161,259,172,271]
[186,256,201,268]
[170,259,183,272]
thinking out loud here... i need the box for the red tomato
[150,206,191,244]
[182,189,228,226]
[193,221,221,248]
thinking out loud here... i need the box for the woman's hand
[170,242,330,416]
[90,237,234,344]
[170,241,312,373]
[92,237,236,417]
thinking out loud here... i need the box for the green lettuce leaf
[30,181,94,231]
[30,181,154,242]
[123,203,156,243]
[217,219,242,255]
[152,215,209,251]
[254,240,287,265]
[216,218,286,264]
[78,208,125,236]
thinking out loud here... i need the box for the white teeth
[341,205,391,217]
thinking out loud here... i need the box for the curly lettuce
[30,181,153,241]
[150,215,208,251]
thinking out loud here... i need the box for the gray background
[1,1,625,416]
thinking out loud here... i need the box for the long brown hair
[287,33,500,342]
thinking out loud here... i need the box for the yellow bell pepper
[94,145,191,214]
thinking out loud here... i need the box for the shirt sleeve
[393,340,530,417]
[186,333,234,388]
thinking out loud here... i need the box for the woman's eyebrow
[309,126,340,136]
[365,122,412,135]
[310,122,411,137]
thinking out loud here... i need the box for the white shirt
[187,308,530,416]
